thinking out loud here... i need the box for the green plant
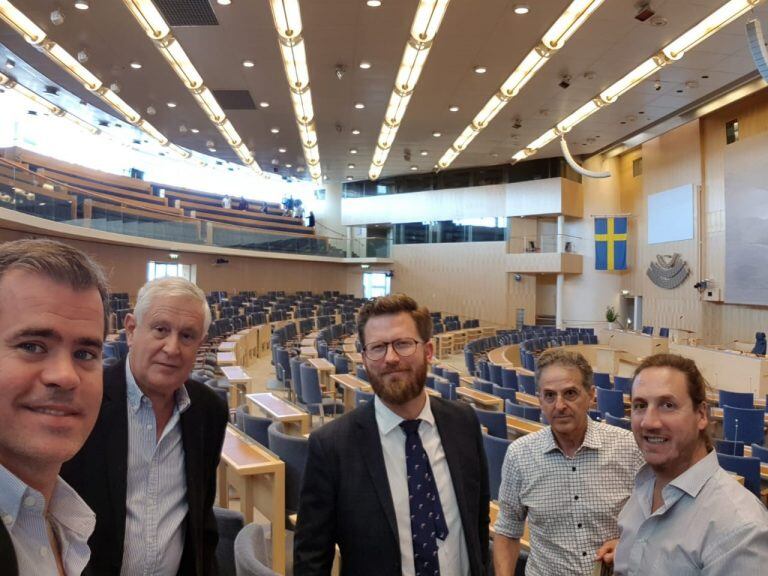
[605,305,619,323]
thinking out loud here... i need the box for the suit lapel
[180,384,203,569]
[104,362,130,548]
[357,401,399,542]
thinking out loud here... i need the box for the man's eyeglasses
[363,338,423,361]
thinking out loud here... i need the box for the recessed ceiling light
[74,0,90,10]
[130,61,142,69]
[242,60,255,68]
[448,105,459,112]
[432,131,442,137]
[350,148,358,154]
[146,106,156,115]
[166,101,177,108]
[278,147,287,153]
[420,150,428,156]
[513,4,530,15]
[359,61,372,70]
[473,66,487,74]
[208,147,217,153]
[366,0,382,6]
[352,128,361,135]
[190,128,199,133]
[346,175,354,180]
[285,163,293,168]
[270,127,280,133]
[259,101,270,108]
[217,0,232,5]
[354,102,365,109]
[348,163,356,169]
[410,165,418,171]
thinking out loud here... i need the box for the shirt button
[23,496,36,508]
[574,495,579,501]
[40,546,48,557]
[582,552,587,557]
[146,424,153,430]
[1,514,12,525]
[577,523,582,528]
[572,466,576,472]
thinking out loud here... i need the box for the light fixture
[448,104,459,112]
[285,163,293,168]
[352,128,360,135]
[77,50,88,63]
[346,175,354,180]
[348,163,355,169]
[542,0,605,50]
[420,150,428,156]
[350,148,358,154]
[50,10,64,26]
[5,59,15,70]
[74,0,90,10]
[278,147,287,153]
[270,127,280,133]
[432,131,442,137]
[410,165,418,171]
[146,105,156,115]
[166,101,177,108]
[366,0,382,6]
[513,4,530,14]
[473,65,487,74]
[0,2,47,44]
[242,59,255,68]
[169,253,179,260]
[217,0,232,5]
[190,127,199,133]
[43,42,102,90]
[130,61,142,69]
[359,61,372,69]
[259,101,270,108]
[354,102,365,109]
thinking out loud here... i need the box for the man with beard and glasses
[294,294,490,576]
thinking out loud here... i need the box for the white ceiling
[0,0,765,184]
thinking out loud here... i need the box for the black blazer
[61,358,228,576]
[294,395,490,576]
[0,522,18,576]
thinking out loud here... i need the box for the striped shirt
[495,418,644,576]
[121,357,191,576]
[0,464,95,576]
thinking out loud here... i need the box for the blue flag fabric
[595,217,628,270]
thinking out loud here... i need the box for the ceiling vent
[154,0,218,26]
[212,90,256,110]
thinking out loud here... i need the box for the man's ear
[124,313,137,347]
[424,339,434,363]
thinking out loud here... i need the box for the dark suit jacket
[61,358,228,576]
[294,395,490,576]
[0,522,18,576]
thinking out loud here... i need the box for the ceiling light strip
[368,0,451,180]
[511,0,763,163]
[437,0,605,171]
[268,0,322,183]
[121,0,260,170]
[0,0,190,159]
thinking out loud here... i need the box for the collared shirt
[0,464,95,576]
[614,450,768,576]
[495,418,644,576]
[121,355,191,576]
[374,393,469,576]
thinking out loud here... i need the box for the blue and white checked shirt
[0,463,95,576]
[121,356,191,576]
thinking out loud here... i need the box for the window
[363,272,391,299]
[147,261,196,282]
[725,119,739,144]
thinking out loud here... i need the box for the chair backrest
[355,389,375,407]
[425,374,436,389]
[596,387,625,418]
[290,357,304,403]
[214,507,244,576]
[432,365,444,377]
[299,363,323,405]
[333,355,349,375]
[473,407,507,439]
[464,350,476,375]
[642,326,653,335]
[356,364,368,382]
[477,359,490,381]
[483,433,512,501]
[715,453,762,498]
[715,439,745,456]
[613,375,633,395]
[473,378,495,394]
[234,522,279,575]
[242,413,272,447]
[492,384,517,404]
[518,374,536,395]
[605,413,631,430]
[489,363,503,385]
[501,367,518,390]
[658,327,669,338]
[504,399,540,422]
[267,421,309,515]
[434,379,456,401]
[750,442,768,463]
[442,369,460,386]
[593,372,612,389]
[752,332,767,356]
[719,390,755,409]
[722,405,765,446]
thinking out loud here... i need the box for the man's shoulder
[185,379,229,424]
[311,403,370,441]
[701,468,768,527]
[507,427,550,456]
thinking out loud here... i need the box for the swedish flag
[595,217,628,270]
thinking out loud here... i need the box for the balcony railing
[508,233,582,254]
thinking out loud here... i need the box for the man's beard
[368,361,427,405]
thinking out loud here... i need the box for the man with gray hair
[0,238,108,575]
[494,348,644,576]
[62,277,228,576]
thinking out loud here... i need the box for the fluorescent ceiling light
[513,4,530,15]
[0,1,47,44]
[541,0,605,50]
[270,0,303,40]
[359,61,372,69]
[43,42,103,90]
[123,0,171,40]
[74,1,90,10]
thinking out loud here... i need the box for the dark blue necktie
[400,419,449,576]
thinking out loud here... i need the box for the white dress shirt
[374,392,469,576]
[0,463,95,576]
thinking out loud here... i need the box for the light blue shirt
[121,355,191,576]
[0,463,95,576]
[614,449,768,576]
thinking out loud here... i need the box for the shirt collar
[374,390,434,437]
[125,354,191,415]
[666,449,719,498]
[0,464,27,531]
[543,416,601,454]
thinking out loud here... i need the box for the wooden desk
[218,341,237,352]
[220,365,252,409]
[597,329,668,359]
[594,346,625,375]
[342,336,358,354]
[299,346,318,358]
[331,373,371,412]
[300,338,316,347]
[516,392,540,407]
[217,425,286,574]
[308,357,336,391]
[216,351,237,366]
[506,415,545,436]
[347,352,363,370]
[247,393,311,434]
[456,386,504,411]
[487,344,520,367]
[670,342,768,396]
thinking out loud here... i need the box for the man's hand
[595,538,618,565]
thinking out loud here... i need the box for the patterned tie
[400,419,449,576]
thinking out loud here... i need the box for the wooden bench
[217,425,286,574]
[456,386,504,411]
[247,392,311,434]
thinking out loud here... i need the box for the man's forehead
[539,365,582,387]
[365,312,417,336]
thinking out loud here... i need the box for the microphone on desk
[733,418,740,455]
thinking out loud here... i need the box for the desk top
[347,352,363,364]
[331,373,371,390]
[218,341,237,352]
[220,425,282,473]
[216,351,237,364]
[299,346,318,358]
[506,415,545,435]
[220,365,251,383]
[308,358,335,371]
[516,392,540,407]
[456,386,502,407]
[247,393,306,418]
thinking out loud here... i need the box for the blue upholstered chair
[613,376,633,395]
[605,413,631,430]
[489,363,504,386]
[492,384,517,404]
[442,369,460,387]
[719,390,755,409]
[435,379,457,401]
[752,332,767,356]
[716,453,762,499]
[593,372,612,389]
[473,407,507,439]
[234,523,279,575]
[501,367,518,390]
[641,326,653,335]
[300,363,343,424]
[596,387,625,419]
[266,421,308,519]
[750,442,768,463]
[518,373,536,396]
[483,433,512,501]
[723,405,765,446]
[356,364,368,382]
[214,507,244,576]
[505,399,541,422]
[473,378,495,394]
[354,388,375,407]
[715,439,745,456]
[659,327,670,338]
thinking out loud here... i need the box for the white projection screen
[725,134,768,305]
[647,184,695,245]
